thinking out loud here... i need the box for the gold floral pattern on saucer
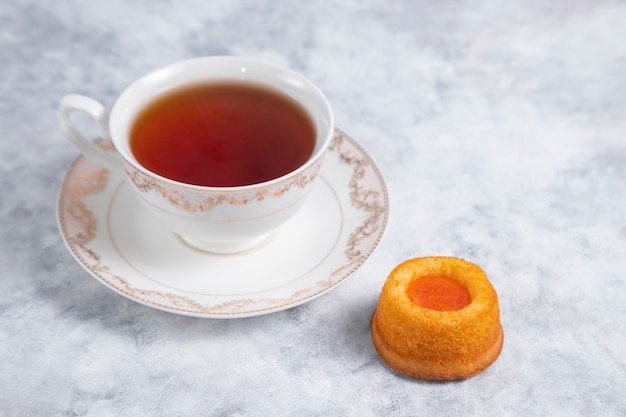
[57,129,388,318]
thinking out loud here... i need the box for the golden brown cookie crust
[371,257,504,380]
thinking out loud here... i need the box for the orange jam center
[407,274,471,311]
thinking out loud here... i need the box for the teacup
[59,56,334,254]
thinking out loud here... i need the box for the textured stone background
[1,0,625,415]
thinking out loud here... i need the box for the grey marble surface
[2,0,625,415]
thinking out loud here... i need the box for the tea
[130,81,316,187]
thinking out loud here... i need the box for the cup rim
[109,56,334,191]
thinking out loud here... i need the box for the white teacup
[59,56,334,254]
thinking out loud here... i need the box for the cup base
[177,231,277,255]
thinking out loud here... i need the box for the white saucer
[57,129,389,318]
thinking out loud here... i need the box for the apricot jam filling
[407,274,471,311]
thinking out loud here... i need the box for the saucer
[57,129,389,318]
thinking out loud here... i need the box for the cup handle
[58,94,121,171]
